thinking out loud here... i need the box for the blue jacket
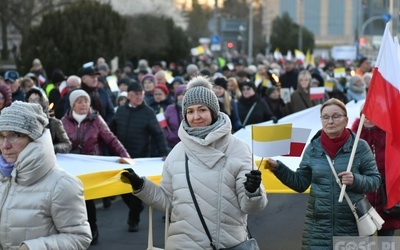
[273,130,381,249]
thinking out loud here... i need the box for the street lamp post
[248,0,254,65]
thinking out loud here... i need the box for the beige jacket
[0,130,91,250]
[136,113,267,249]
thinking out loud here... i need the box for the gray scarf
[182,113,227,139]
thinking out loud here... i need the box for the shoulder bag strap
[325,155,359,219]
[185,154,217,250]
[242,101,257,127]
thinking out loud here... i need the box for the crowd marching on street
[0,52,399,249]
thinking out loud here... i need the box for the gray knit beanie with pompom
[182,76,220,121]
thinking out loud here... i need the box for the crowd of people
[0,53,398,249]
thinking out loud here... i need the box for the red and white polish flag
[310,87,325,100]
[157,112,167,128]
[283,127,312,157]
[363,22,400,210]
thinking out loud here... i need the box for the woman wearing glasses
[265,98,381,249]
[0,101,91,249]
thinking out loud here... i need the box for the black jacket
[108,102,169,158]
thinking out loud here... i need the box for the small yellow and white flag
[251,124,292,157]
[334,67,346,78]
[190,45,204,56]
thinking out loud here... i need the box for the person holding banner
[121,76,267,249]
[266,98,380,249]
[62,89,130,245]
[0,102,91,249]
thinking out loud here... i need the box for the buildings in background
[262,0,396,57]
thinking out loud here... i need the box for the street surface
[89,193,308,250]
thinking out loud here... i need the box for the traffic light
[359,37,366,47]
[226,41,234,49]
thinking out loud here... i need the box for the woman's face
[0,93,5,110]
[73,96,90,115]
[118,97,127,107]
[186,104,212,127]
[298,76,310,90]
[321,104,348,138]
[153,88,166,103]
[363,118,375,129]
[227,80,236,91]
[242,86,255,98]
[269,89,280,100]
[0,131,31,163]
[213,85,225,97]
[27,93,41,104]
[143,80,155,92]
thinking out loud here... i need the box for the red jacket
[62,109,129,158]
[352,118,400,230]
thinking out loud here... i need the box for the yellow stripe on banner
[78,170,161,200]
[252,124,292,142]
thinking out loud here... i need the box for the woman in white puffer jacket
[122,76,268,249]
[0,101,91,250]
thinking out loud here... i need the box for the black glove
[121,168,144,191]
[244,170,262,193]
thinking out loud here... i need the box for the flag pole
[251,126,254,170]
[338,113,365,202]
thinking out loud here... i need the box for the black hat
[214,77,227,90]
[118,77,132,86]
[127,81,143,92]
[78,67,99,77]
[241,80,256,92]
[51,69,66,83]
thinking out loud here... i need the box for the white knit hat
[0,101,48,140]
[182,76,219,121]
[69,89,90,107]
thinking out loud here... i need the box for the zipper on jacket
[0,179,12,222]
[216,159,227,248]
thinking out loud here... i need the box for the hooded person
[25,88,72,153]
[120,75,267,249]
[0,101,92,249]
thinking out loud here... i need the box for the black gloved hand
[121,168,144,191]
[244,170,262,193]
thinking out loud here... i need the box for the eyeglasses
[0,132,25,144]
[320,114,346,122]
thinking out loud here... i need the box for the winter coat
[65,86,115,124]
[237,94,275,126]
[163,103,183,149]
[218,98,242,132]
[61,109,129,157]
[273,130,381,249]
[135,113,267,249]
[351,118,400,230]
[109,102,169,158]
[48,117,72,153]
[0,130,92,249]
[288,87,317,114]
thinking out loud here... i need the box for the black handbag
[185,154,260,250]
[381,181,400,216]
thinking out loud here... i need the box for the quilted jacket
[273,129,381,249]
[0,130,91,249]
[62,109,129,157]
[135,113,268,249]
